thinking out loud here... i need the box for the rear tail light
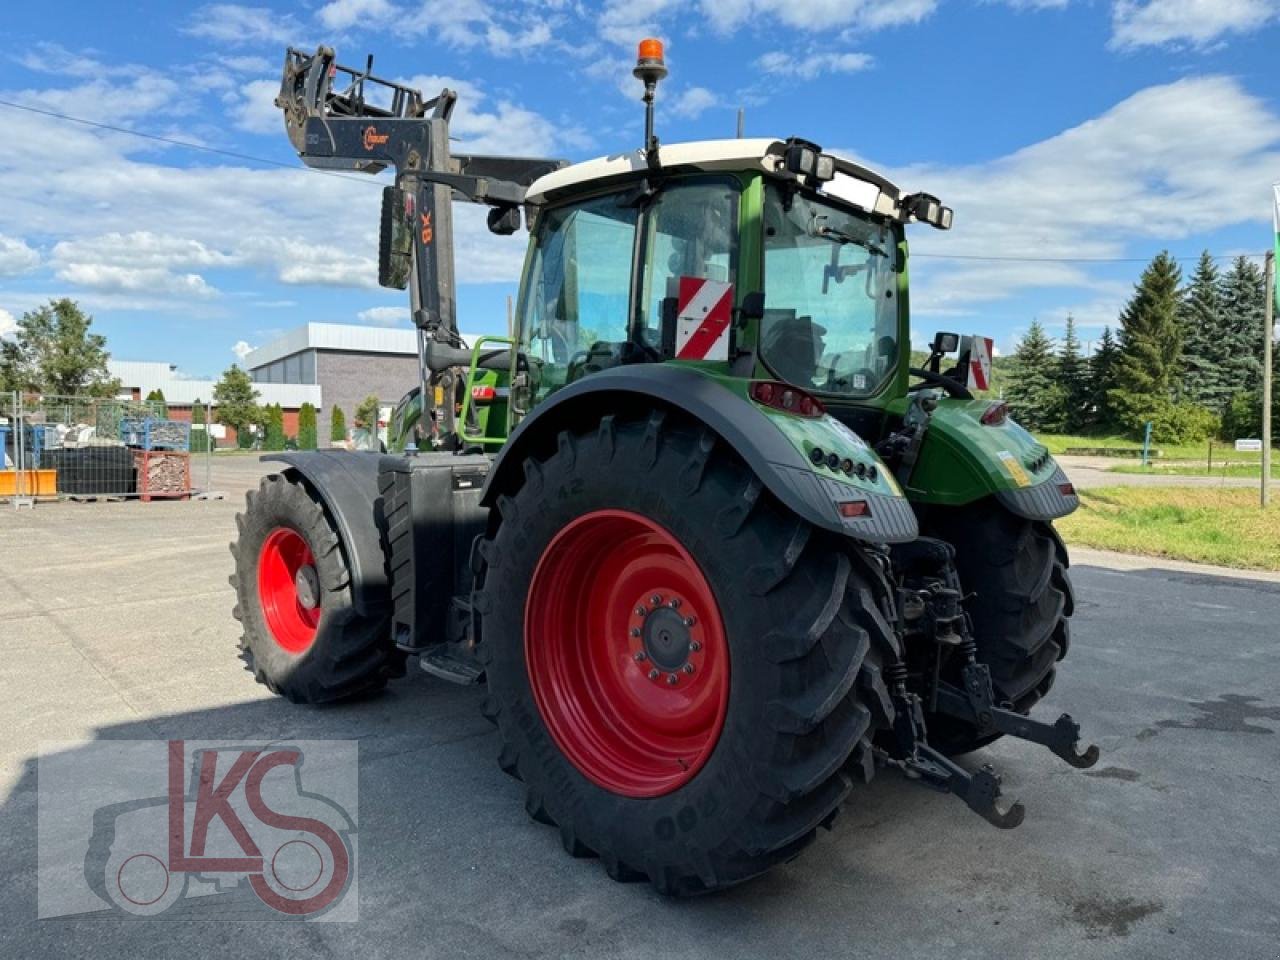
[838,500,870,519]
[750,380,825,418]
[1058,482,1076,497]
[980,401,1008,426]
[471,385,496,404]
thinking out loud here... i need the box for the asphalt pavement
[1,465,1277,959]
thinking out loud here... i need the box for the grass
[1039,432,1272,462]
[1056,486,1280,571]
[1109,461,1280,479]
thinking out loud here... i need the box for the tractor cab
[511,137,935,422]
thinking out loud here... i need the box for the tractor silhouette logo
[82,740,355,918]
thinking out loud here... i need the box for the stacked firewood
[133,450,191,500]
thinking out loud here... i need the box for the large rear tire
[923,503,1073,755]
[474,413,896,895]
[231,471,402,703]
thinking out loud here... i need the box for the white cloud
[357,305,411,326]
[879,75,1280,317]
[403,73,586,155]
[669,86,718,118]
[56,264,219,298]
[0,236,40,275]
[1111,0,1278,50]
[703,0,936,34]
[183,4,301,46]
[230,78,284,135]
[232,340,255,360]
[0,308,16,339]
[756,51,874,80]
[318,0,398,30]
[990,0,1072,9]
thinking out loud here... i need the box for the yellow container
[0,469,57,496]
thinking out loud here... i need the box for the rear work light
[471,385,497,403]
[838,500,870,519]
[750,381,825,418]
[980,401,1008,426]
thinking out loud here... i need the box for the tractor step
[419,642,484,685]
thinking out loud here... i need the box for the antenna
[736,107,744,139]
[633,38,667,169]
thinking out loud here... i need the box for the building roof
[244,322,489,370]
[524,138,907,220]
[108,360,322,408]
[244,322,419,370]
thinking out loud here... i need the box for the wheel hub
[524,509,730,798]
[294,564,320,610]
[257,527,321,654]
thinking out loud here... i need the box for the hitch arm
[935,663,1100,769]
[878,744,1025,830]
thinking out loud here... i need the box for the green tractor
[231,41,1096,895]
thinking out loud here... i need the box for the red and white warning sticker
[962,335,993,392]
[674,277,734,361]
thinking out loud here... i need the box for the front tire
[474,413,895,895]
[231,471,402,703]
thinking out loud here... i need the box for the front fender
[262,451,389,615]
[903,399,1079,521]
[482,365,918,543]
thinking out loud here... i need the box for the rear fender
[481,365,918,543]
[902,399,1079,521]
[262,452,388,615]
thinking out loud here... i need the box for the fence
[1,391,215,506]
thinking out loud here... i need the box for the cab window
[518,194,639,402]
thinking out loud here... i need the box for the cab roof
[523,137,910,222]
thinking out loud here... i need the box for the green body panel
[685,368,902,499]
[894,397,1055,505]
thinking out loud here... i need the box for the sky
[0,0,1277,377]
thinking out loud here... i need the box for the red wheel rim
[258,527,321,654]
[525,510,730,798]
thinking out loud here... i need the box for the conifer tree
[1178,251,1228,409]
[1005,319,1063,431]
[1088,326,1122,429]
[1113,251,1183,400]
[1055,315,1088,433]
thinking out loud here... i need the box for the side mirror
[378,185,412,290]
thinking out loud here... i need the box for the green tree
[1005,320,1063,431]
[144,388,169,418]
[0,298,119,396]
[297,402,318,450]
[212,364,261,443]
[354,394,380,429]
[1113,251,1183,400]
[330,405,347,444]
[1178,251,1228,410]
[1053,315,1089,433]
[263,403,286,451]
[1087,326,1122,430]
[1215,255,1268,432]
[190,399,210,452]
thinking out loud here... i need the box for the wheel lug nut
[650,594,663,606]
[666,673,679,685]
[683,663,695,674]
[683,616,696,627]
[629,627,641,638]
[634,651,647,662]
[689,640,701,652]
[648,668,660,680]
[635,606,647,617]
[668,598,681,609]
